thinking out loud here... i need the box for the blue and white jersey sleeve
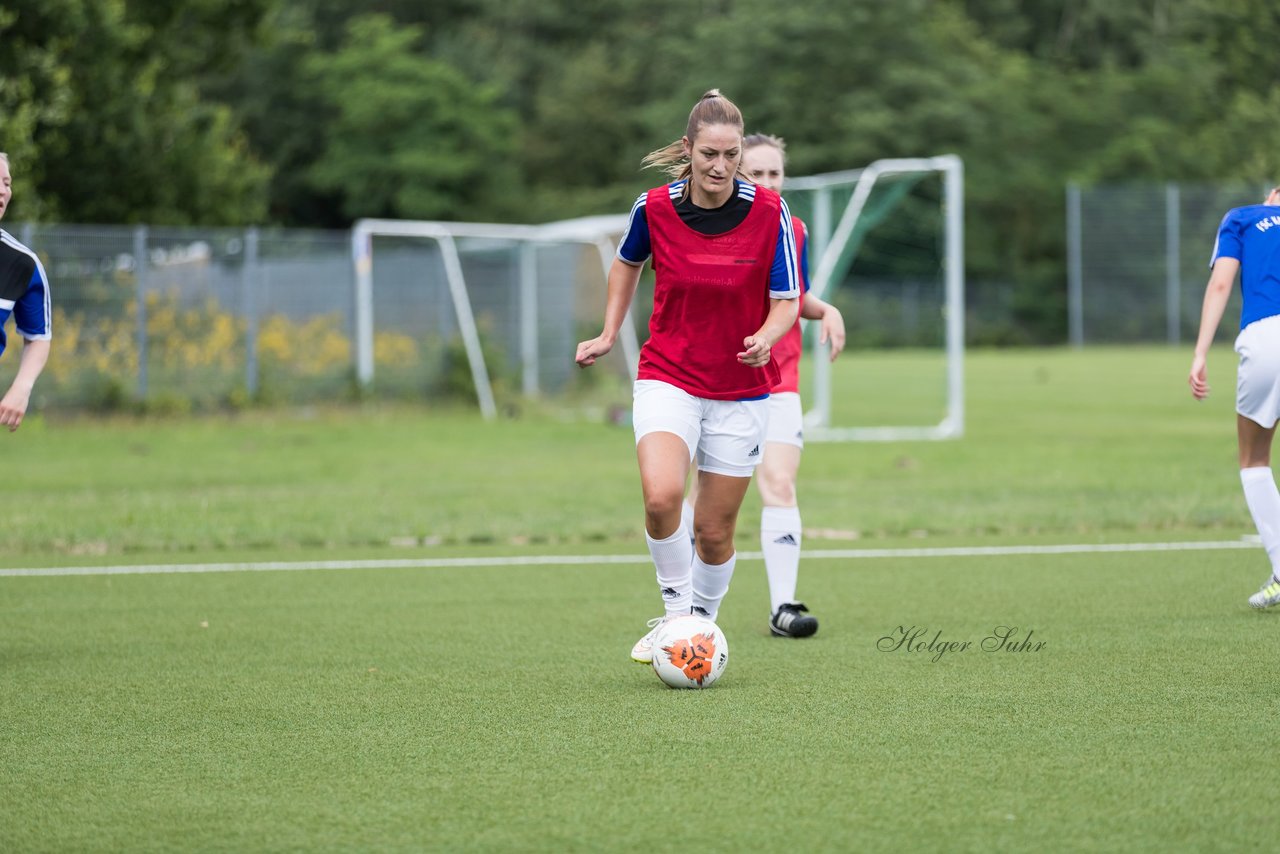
[1210,209,1245,268]
[770,199,800,298]
[0,231,52,358]
[616,192,652,266]
[13,258,51,341]
[798,220,811,294]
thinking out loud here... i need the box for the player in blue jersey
[1189,185,1280,609]
[0,153,52,432]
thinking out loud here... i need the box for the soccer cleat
[1248,577,1280,610]
[770,602,819,638]
[631,616,672,663]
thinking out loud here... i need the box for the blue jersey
[1210,204,1280,329]
[0,230,53,358]
[616,179,799,299]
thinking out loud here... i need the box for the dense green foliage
[3,1,1278,337]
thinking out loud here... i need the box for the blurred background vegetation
[2,0,1278,344]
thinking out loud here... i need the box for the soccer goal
[784,155,964,441]
[350,216,639,418]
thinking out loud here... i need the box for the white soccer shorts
[632,379,769,478]
[1236,314,1280,429]
[765,392,805,448]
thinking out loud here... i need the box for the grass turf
[0,345,1254,559]
[1,345,1275,850]
[2,547,1275,851]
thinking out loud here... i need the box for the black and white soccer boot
[770,602,818,638]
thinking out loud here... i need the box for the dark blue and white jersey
[0,230,53,357]
[798,218,811,293]
[616,179,800,298]
[1211,204,1280,329]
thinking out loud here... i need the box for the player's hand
[737,335,771,367]
[575,335,613,368]
[820,307,846,361]
[1189,354,1209,400]
[0,386,31,432]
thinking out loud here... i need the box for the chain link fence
[10,224,353,411]
[7,221,619,413]
[1067,182,1272,346]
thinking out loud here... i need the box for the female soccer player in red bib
[684,133,846,639]
[575,91,800,662]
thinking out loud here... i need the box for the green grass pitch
[1,346,1276,851]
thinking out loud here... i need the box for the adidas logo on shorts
[748,445,759,457]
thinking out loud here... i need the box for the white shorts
[766,392,805,448]
[1236,314,1280,428]
[633,380,769,478]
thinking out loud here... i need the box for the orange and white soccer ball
[651,615,729,689]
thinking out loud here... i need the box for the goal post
[351,216,636,418]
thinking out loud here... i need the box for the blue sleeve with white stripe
[1210,209,1243,268]
[14,263,51,339]
[769,199,800,298]
[616,192,651,265]
[799,221,811,294]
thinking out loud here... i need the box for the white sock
[691,552,736,621]
[1241,467,1280,579]
[680,499,695,546]
[760,505,802,614]
[647,525,694,618]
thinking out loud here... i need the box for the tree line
[3,0,1277,341]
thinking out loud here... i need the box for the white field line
[0,538,1260,578]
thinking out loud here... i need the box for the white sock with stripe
[647,525,694,618]
[760,505,802,614]
[691,552,736,621]
[1241,466,1280,580]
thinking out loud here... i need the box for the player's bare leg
[1237,415,1280,609]
[632,432,695,661]
[689,470,752,620]
[756,442,817,637]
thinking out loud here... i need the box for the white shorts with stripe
[1236,314,1280,428]
[632,379,769,478]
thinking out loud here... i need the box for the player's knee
[756,468,795,505]
[643,489,684,532]
[694,519,735,557]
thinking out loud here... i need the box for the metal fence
[10,223,354,410]
[1066,182,1273,346]
[7,221,618,412]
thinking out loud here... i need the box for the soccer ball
[651,615,729,689]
